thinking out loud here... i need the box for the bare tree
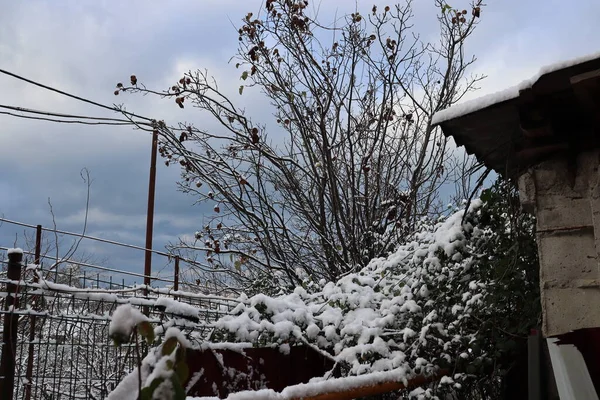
[16,168,110,286]
[118,0,485,291]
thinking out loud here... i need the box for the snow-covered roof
[432,51,600,177]
[432,51,600,125]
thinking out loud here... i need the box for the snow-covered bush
[209,200,484,379]
[208,180,539,398]
[110,179,539,399]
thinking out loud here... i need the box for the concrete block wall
[519,150,600,337]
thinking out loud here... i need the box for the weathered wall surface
[519,150,600,337]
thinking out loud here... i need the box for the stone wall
[519,150,600,337]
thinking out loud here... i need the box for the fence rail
[0,217,172,257]
[0,217,241,399]
[0,217,226,293]
[0,246,175,287]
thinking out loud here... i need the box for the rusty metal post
[0,250,23,398]
[24,225,42,400]
[174,256,180,300]
[34,225,42,269]
[144,129,159,291]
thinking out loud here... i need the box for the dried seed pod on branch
[119,0,485,293]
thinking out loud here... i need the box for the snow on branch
[112,200,504,399]
[208,201,487,379]
[109,304,149,339]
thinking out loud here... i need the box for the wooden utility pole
[143,129,158,291]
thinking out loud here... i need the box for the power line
[0,104,152,127]
[0,217,215,277]
[0,68,155,123]
[0,217,170,257]
[0,111,136,126]
[0,104,138,122]
[0,70,205,291]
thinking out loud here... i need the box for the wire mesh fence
[0,216,231,294]
[0,253,240,400]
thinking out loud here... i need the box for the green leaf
[162,337,178,356]
[140,377,165,400]
[171,375,187,400]
[175,346,187,364]
[110,332,130,347]
[235,63,241,69]
[175,361,190,383]
[140,386,153,400]
[137,321,155,344]
[241,71,249,80]
[234,260,242,271]
[239,85,244,95]
[480,188,492,203]
[441,4,452,14]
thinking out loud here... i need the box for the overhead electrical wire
[0,67,155,123]
[0,217,170,256]
[0,104,149,126]
[0,111,136,126]
[0,70,224,283]
[0,104,139,122]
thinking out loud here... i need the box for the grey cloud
[2,0,599,286]
[0,0,271,285]
[460,0,600,98]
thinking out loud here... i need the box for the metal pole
[174,256,180,300]
[0,250,23,399]
[34,225,42,266]
[24,225,42,400]
[144,129,158,291]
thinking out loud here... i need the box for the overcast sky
[1,0,599,286]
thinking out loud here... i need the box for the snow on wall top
[184,368,412,400]
[432,51,600,125]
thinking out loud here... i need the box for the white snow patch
[432,51,600,124]
[109,304,149,338]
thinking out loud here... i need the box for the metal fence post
[174,256,180,300]
[24,225,42,400]
[0,250,23,398]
